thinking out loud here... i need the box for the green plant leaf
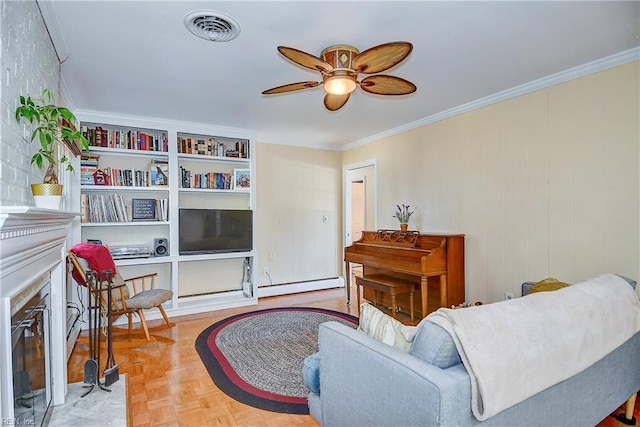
[32,152,43,169]
[16,88,90,175]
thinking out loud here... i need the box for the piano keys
[344,230,465,319]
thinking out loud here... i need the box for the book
[80,194,88,223]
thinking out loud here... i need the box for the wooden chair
[68,249,175,348]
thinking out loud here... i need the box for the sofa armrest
[317,321,471,427]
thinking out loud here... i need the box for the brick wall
[0,0,59,206]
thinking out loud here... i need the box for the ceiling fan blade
[324,93,350,111]
[360,75,417,95]
[262,81,321,95]
[352,42,413,74]
[277,46,333,73]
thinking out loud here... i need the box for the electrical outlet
[505,292,514,300]
[263,267,269,276]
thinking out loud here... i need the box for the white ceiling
[42,1,639,149]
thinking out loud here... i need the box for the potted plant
[393,204,414,231]
[15,88,89,209]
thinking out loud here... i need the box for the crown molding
[342,46,640,151]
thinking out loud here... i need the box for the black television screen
[179,209,253,255]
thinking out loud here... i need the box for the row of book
[177,137,249,159]
[179,166,232,189]
[81,194,169,223]
[101,167,150,187]
[81,193,129,223]
[80,156,168,187]
[81,126,169,152]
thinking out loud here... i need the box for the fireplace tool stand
[81,270,112,397]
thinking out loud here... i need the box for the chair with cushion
[68,243,174,346]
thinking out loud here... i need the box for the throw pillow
[357,303,412,352]
[410,320,461,368]
[302,352,321,394]
[528,277,570,294]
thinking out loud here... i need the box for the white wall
[256,143,342,286]
[343,62,640,303]
[0,0,59,206]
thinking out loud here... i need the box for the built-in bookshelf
[72,115,257,320]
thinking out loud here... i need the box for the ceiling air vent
[183,10,241,42]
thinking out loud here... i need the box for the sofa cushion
[357,303,412,351]
[303,352,321,394]
[410,320,461,369]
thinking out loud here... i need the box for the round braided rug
[195,307,358,414]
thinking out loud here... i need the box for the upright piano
[344,230,465,319]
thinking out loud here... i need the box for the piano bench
[356,274,416,322]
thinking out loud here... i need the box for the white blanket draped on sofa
[426,273,640,421]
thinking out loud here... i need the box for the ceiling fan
[262,42,416,111]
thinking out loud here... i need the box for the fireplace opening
[10,281,51,426]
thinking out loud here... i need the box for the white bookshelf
[71,113,258,318]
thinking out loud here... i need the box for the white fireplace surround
[0,207,77,421]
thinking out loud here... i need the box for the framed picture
[233,169,251,191]
[149,162,169,186]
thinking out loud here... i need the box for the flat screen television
[179,209,253,255]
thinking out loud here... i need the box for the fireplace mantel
[0,207,78,420]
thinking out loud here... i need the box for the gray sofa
[306,276,640,426]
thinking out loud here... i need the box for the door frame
[343,158,377,249]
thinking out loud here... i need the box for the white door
[351,180,365,243]
[344,160,377,246]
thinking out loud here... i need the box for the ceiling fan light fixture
[324,75,357,95]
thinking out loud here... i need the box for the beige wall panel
[522,91,550,280]
[568,75,607,279]
[456,111,492,302]
[432,121,462,234]
[257,143,341,286]
[342,62,639,303]
[599,64,639,278]
[475,105,508,302]
[547,83,576,282]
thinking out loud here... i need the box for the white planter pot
[31,184,63,210]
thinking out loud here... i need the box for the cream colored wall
[343,62,639,303]
[257,143,342,286]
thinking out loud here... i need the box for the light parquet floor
[67,288,357,427]
[67,287,639,426]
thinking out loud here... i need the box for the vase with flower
[393,204,414,231]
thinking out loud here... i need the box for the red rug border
[195,306,358,414]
